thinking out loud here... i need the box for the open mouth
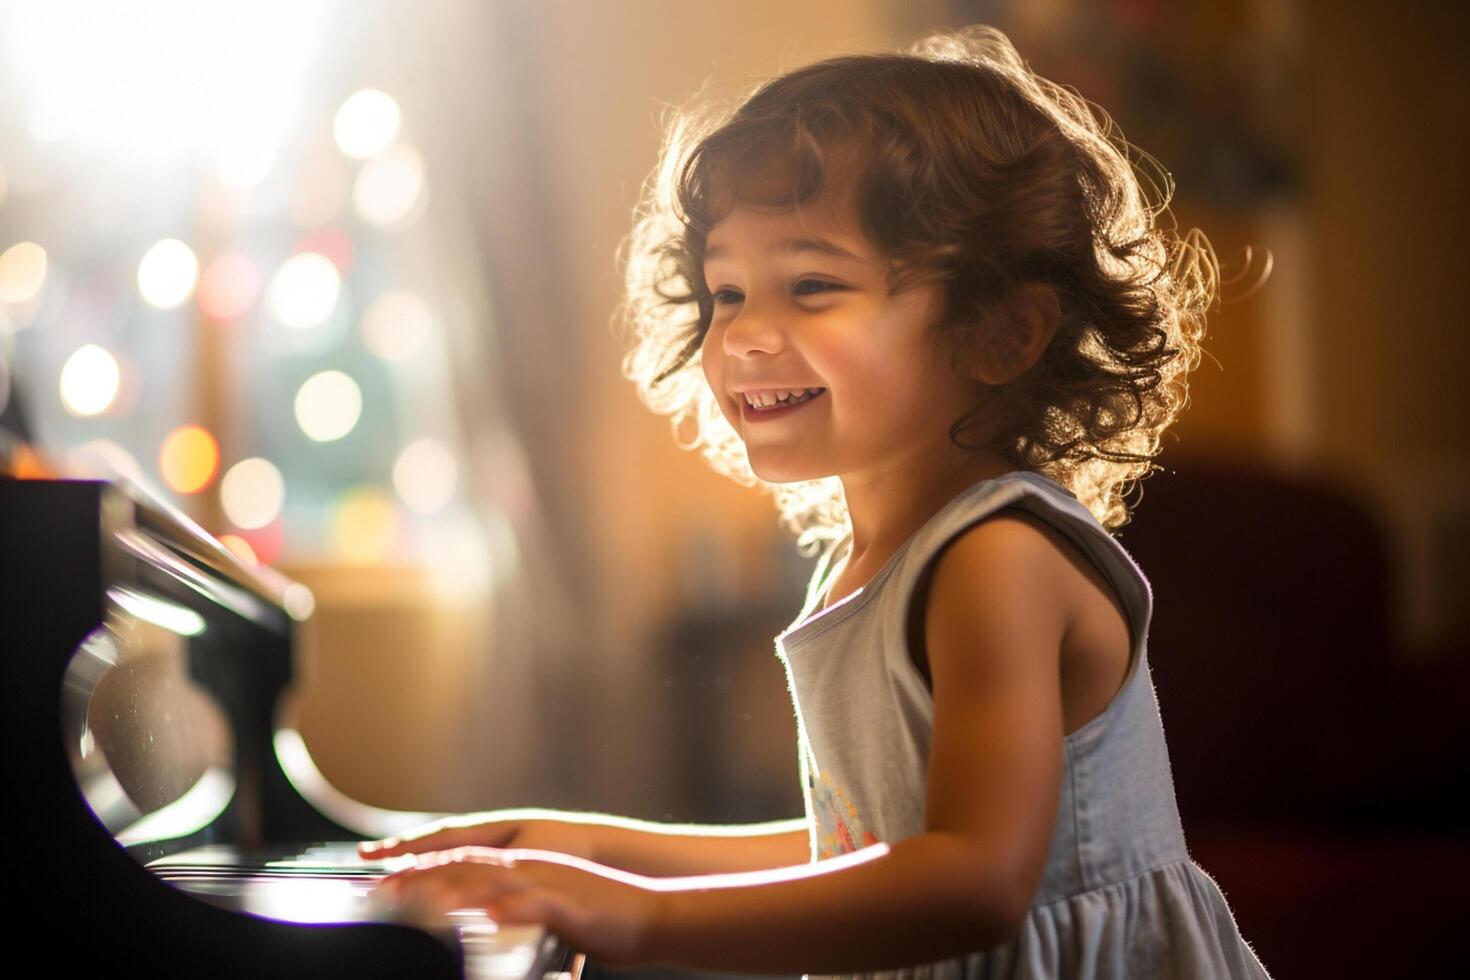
[740,388,826,420]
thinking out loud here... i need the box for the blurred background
[1,0,1464,976]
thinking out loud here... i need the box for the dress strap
[896,471,1153,645]
[880,471,1156,710]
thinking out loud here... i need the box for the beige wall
[1299,1,1468,646]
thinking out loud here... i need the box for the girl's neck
[830,449,1020,606]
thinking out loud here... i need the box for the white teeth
[743,388,823,409]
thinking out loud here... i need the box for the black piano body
[2,477,579,978]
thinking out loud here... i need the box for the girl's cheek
[700,336,733,421]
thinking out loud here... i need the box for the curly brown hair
[618,25,1224,558]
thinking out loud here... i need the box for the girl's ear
[960,283,1061,386]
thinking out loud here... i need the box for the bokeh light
[137,238,199,309]
[294,369,362,442]
[2,256,66,333]
[198,253,262,320]
[68,438,143,483]
[361,290,433,361]
[59,344,121,417]
[217,533,259,567]
[331,485,400,563]
[426,511,495,597]
[220,456,286,529]
[334,88,402,160]
[352,142,424,227]
[0,241,48,303]
[296,227,356,274]
[283,583,315,620]
[236,518,283,567]
[267,252,341,329]
[10,444,51,479]
[393,438,458,514]
[159,424,221,494]
[214,131,278,190]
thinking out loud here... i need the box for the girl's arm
[645,514,1069,972]
[362,811,809,876]
[382,515,1068,973]
[591,816,810,876]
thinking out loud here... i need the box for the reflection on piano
[2,477,582,979]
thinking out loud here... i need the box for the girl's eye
[793,279,840,296]
[709,280,841,305]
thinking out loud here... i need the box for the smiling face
[698,178,983,487]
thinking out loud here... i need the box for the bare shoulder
[935,504,1132,627]
[924,510,1073,667]
[927,506,1132,737]
[955,507,1086,580]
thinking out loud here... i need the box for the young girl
[364,24,1273,979]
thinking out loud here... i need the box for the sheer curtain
[383,0,598,807]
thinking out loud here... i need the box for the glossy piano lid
[102,476,316,623]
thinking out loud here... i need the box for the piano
[1,476,583,979]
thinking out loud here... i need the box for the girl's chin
[747,456,832,485]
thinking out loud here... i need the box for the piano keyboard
[149,844,563,980]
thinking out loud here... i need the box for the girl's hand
[375,846,664,967]
[359,815,599,863]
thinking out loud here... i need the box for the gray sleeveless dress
[773,470,1273,979]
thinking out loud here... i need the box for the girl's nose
[722,306,784,358]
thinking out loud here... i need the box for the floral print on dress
[810,765,881,859]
